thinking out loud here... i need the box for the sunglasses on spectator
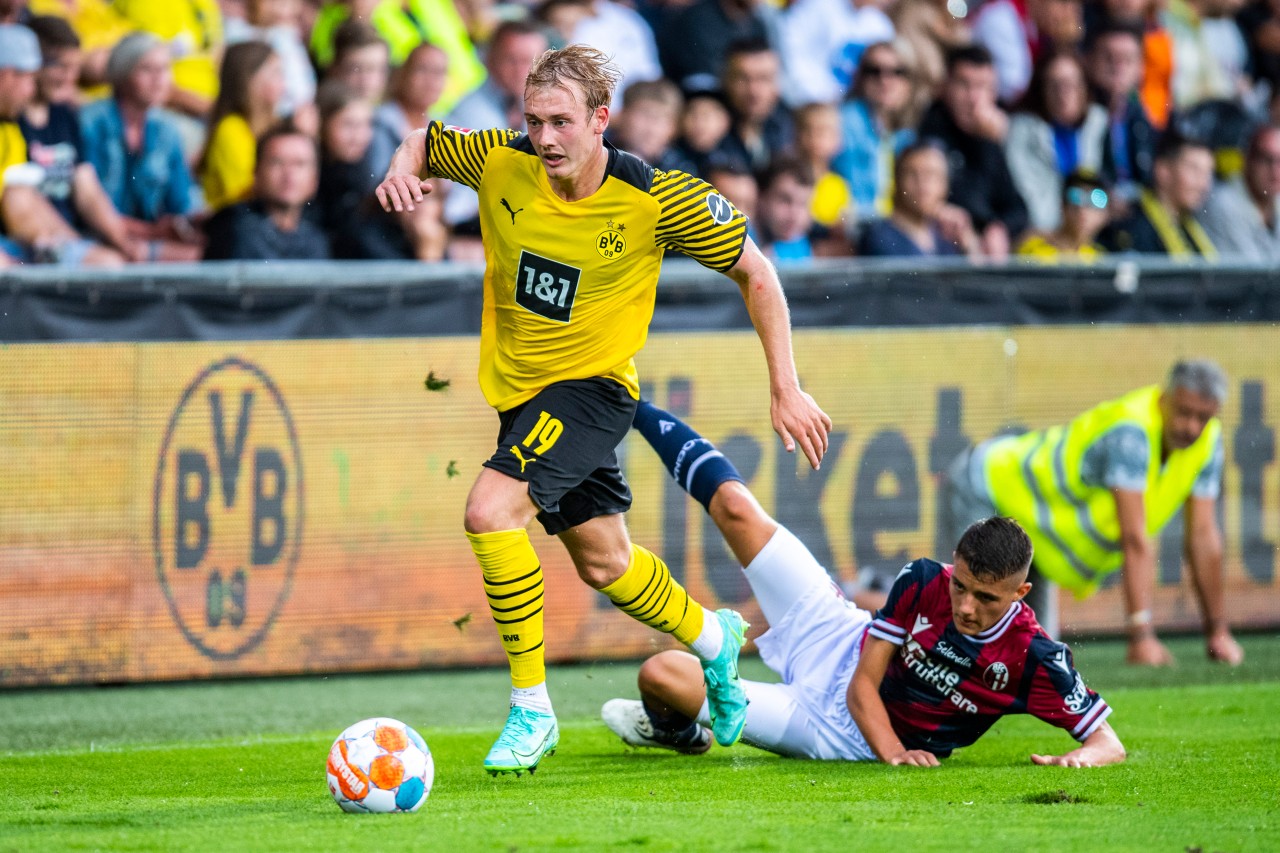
[1066,187,1109,210]
[863,64,908,79]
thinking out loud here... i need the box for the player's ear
[1015,581,1032,601]
[594,104,609,133]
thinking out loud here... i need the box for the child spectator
[670,88,732,178]
[835,41,916,221]
[326,20,397,172]
[1005,52,1109,230]
[1016,170,1111,260]
[858,141,978,257]
[704,157,759,223]
[793,101,855,245]
[608,78,689,172]
[197,40,285,212]
[754,158,818,263]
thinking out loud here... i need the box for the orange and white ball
[326,717,433,813]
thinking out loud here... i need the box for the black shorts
[484,377,637,535]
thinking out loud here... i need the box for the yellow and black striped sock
[467,529,546,688]
[600,544,705,646]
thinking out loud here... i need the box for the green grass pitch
[2,634,1277,852]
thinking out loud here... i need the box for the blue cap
[0,24,40,73]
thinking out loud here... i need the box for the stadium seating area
[0,0,1277,267]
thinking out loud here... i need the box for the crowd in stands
[1,0,1279,266]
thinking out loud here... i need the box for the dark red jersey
[865,559,1111,758]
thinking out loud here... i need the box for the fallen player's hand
[376,174,434,213]
[1126,634,1174,667]
[1206,628,1244,665]
[771,386,832,470]
[888,749,940,767]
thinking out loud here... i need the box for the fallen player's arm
[847,635,940,767]
[376,129,433,212]
[1030,721,1126,767]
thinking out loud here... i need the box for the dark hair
[28,15,79,54]
[757,156,816,193]
[197,40,277,174]
[945,44,994,75]
[724,36,775,66]
[489,18,548,51]
[1155,130,1212,164]
[333,19,387,66]
[1061,169,1108,204]
[255,121,318,166]
[1084,19,1144,54]
[1016,51,1088,125]
[893,138,948,183]
[954,517,1033,581]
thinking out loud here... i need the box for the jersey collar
[971,600,1022,644]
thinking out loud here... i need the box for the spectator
[197,41,285,212]
[1238,0,1280,96]
[19,16,137,261]
[1201,124,1280,261]
[1016,170,1111,260]
[1164,0,1245,109]
[0,23,124,265]
[918,45,1029,259]
[1086,22,1158,205]
[441,20,548,248]
[225,0,317,125]
[777,0,895,105]
[891,0,971,111]
[1101,133,1217,256]
[24,0,133,101]
[376,42,449,142]
[1006,52,1109,231]
[608,78,690,172]
[669,88,732,178]
[309,0,484,116]
[204,124,329,260]
[972,0,1086,103]
[656,0,773,93]
[539,0,663,111]
[857,141,978,257]
[79,31,203,261]
[754,157,818,262]
[717,38,794,173]
[792,101,854,240]
[315,80,446,260]
[114,0,223,120]
[834,40,917,221]
[326,21,397,171]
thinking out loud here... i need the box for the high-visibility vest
[980,385,1219,597]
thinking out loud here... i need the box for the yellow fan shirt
[421,122,749,412]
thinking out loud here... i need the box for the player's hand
[1030,752,1098,768]
[771,386,832,470]
[888,749,940,767]
[1206,627,1244,665]
[376,174,434,213]
[1126,634,1175,667]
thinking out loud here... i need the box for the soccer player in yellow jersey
[377,45,832,776]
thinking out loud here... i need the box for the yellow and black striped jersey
[421,121,749,411]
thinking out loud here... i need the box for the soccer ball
[326,717,434,813]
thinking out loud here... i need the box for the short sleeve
[868,559,940,645]
[1025,635,1112,741]
[422,121,521,191]
[1080,424,1150,492]
[1190,432,1224,498]
[651,169,749,272]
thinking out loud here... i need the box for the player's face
[1159,386,1219,451]
[524,82,608,186]
[948,557,1030,636]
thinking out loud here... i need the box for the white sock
[687,608,724,661]
[510,682,554,715]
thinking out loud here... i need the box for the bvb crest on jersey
[596,220,627,261]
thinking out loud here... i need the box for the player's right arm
[847,636,940,767]
[1030,720,1126,767]
[376,128,432,212]
[376,123,520,213]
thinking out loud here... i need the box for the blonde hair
[525,44,621,112]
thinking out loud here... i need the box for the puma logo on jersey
[501,198,523,224]
[511,446,537,472]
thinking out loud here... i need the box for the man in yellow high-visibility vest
[944,360,1244,667]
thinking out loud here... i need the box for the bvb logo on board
[152,357,304,661]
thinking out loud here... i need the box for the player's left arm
[1030,720,1126,767]
[723,238,832,470]
[1183,494,1244,665]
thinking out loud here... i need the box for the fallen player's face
[948,557,1030,635]
[524,82,608,185]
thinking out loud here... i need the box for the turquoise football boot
[702,608,749,747]
[484,705,559,776]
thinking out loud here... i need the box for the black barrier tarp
[1,258,1278,342]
